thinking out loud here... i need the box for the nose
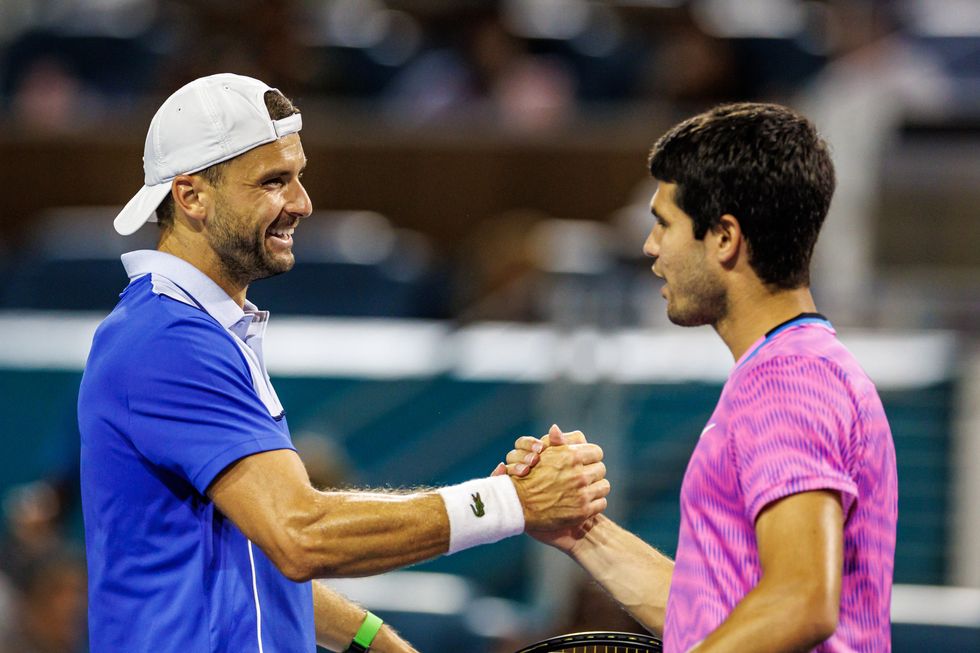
[287,178,313,218]
[643,225,661,260]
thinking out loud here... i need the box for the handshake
[492,425,609,554]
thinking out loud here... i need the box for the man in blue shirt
[78,74,610,653]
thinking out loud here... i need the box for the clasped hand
[492,425,609,550]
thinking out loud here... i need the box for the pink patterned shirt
[663,317,897,652]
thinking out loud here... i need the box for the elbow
[270,530,320,582]
[799,586,840,644]
[268,503,360,581]
[806,612,838,645]
[276,553,317,583]
[812,609,839,644]
[277,561,315,583]
[266,507,326,582]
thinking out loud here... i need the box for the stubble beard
[665,265,728,328]
[207,199,294,289]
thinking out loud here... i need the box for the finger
[491,462,507,477]
[571,443,604,465]
[547,424,567,446]
[562,430,588,444]
[514,435,545,453]
[506,462,532,477]
[506,449,540,467]
[587,478,611,501]
[582,461,606,484]
[586,496,608,518]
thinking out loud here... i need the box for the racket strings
[515,630,662,652]
[555,644,647,653]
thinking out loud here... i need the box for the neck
[714,284,817,361]
[158,230,248,307]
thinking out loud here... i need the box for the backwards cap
[113,73,303,235]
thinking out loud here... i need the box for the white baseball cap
[114,73,303,235]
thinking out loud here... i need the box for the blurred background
[0,0,979,651]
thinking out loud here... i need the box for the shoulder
[729,330,865,410]
[721,350,861,448]
[723,349,863,450]
[737,353,849,390]
[91,279,241,380]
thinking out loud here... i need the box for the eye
[262,177,285,187]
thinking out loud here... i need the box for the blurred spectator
[0,481,65,581]
[0,0,161,126]
[8,58,95,132]
[796,0,954,324]
[0,547,87,653]
[385,11,575,130]
[638,9,739,103]
[156,0,315,95]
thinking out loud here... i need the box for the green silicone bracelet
[352,611,383,649]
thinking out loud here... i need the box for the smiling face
[643,182,728,327]
[205,133,311,287]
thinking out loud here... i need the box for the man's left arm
[313,581,419,653]
[689,489,843,652]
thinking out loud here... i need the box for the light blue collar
[120,250,262,330]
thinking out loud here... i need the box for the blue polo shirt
[78,250,314,652]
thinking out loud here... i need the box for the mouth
[653,268,667,298]
[265,221,296,249]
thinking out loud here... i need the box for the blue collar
[737,312,832,369]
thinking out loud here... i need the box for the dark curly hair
[648,102,835,289]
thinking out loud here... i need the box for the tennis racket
[513,630,663,652]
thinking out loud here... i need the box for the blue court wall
[0,366,956,597]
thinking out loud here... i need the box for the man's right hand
[503,427,609,533]
[491,426,603,553]
[505,425,588,475]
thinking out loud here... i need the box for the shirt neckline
[121,250,263,330]
[735,312,833,370]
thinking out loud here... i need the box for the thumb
[490,462,507,477]
[548,424,567,446]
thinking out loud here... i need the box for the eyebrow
[650,206,667,222]
[260,162,307,180]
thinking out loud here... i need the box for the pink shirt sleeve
[727,355,860,523]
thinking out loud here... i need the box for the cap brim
[114,182,172,236]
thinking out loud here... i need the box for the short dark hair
[648,102,835,289]
[155,89,301,230]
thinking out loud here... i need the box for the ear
[172,175,212,225]
[709,213,742,268]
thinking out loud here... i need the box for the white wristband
[437,476,525,555]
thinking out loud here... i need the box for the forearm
[210,446,605,581]
[689,578,836,653]
[569,515,674,633]
[294,490,449,578]
[313,581,417,653]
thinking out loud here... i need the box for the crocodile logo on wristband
[469,492,486,517]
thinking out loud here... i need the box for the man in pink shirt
[503,103,898,651]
